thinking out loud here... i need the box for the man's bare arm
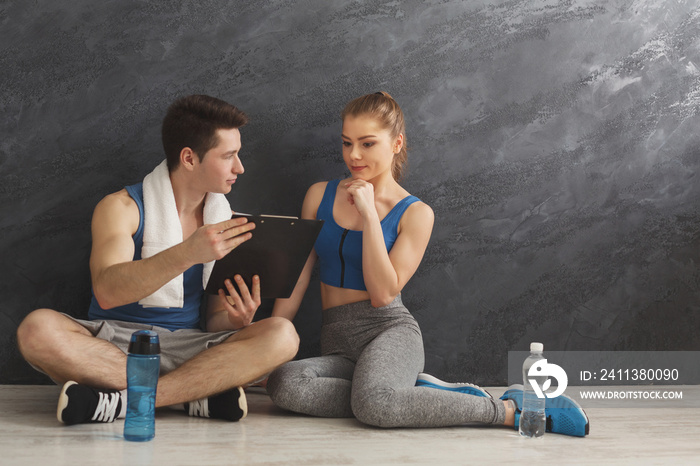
[90,190,255,309]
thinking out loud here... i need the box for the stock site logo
[528,359,568,398]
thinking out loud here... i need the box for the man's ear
[180,147,197,171]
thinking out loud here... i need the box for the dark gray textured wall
[2,0,699,384]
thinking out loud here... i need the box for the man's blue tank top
[314,179,420,290]
[87,183,203,330]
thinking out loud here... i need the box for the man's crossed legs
[16,309,299,424]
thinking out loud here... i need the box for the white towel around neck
[138,160,232,308]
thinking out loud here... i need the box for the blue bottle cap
[128,330,160,355]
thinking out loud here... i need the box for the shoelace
[91,391,121,422]
[187,398,210,418]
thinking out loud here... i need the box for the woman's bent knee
[267,362,302,408]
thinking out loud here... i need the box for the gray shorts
[60,314,238,375]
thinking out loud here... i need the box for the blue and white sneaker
[500,384,589,437]
[416,373,492,398]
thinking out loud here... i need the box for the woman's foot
[500,385,590,437]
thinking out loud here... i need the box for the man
[16,95,299,425]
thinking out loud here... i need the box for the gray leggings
[267,296,505,428]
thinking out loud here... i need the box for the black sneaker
[184,387,247,421]
[57,381,124,425]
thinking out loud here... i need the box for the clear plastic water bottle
[124,330,160,442]
[519,342,547,438]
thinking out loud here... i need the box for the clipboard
[205,214,324,299]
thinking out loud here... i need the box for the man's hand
[183,216,256,265]
[217,274,261,329]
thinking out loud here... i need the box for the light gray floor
[1,385,698,465]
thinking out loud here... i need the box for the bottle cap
[128,330,161,355]
[530,342,544,352]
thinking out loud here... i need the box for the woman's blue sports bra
[314,179,420,290]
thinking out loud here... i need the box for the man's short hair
[161,95,249,172]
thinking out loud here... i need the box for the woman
[266,92,587,435]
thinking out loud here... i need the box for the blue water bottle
[124,330,160,442]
